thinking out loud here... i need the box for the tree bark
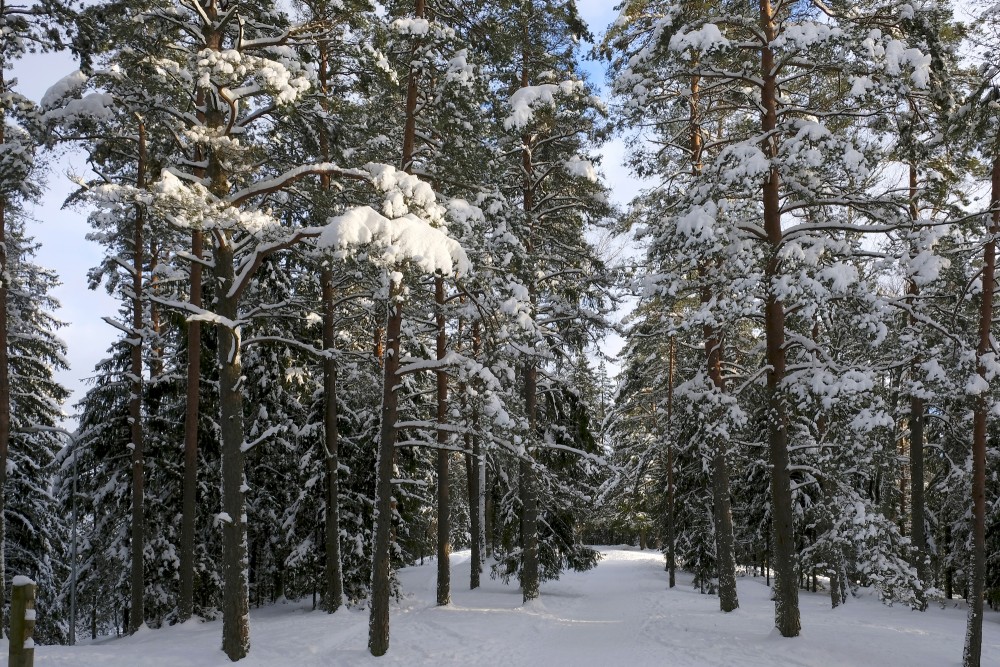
[760,0,800,638]
[318,35,344,614]
[401,0,426,173]
[907,163,928,610]
[520,362,540,603]
[179,229,202,623]
[962,155,999,667]
[704,320,739,612]
[322,267,344,613]
[369,283,403,657]
[127,118,148,634]
[0,112,9,639]
[0,169,8,643]
[435,276,451,605]
[215,234,250,662]
[179,85,208,624]
[666,337,676,588]
[517,48,540,605]
[468,320,483,589]
[691,67,738,613]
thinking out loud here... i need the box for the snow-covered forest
[1,0,1000,665]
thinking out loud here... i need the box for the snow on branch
[504,80,586,131]
[397,350,463,376]
[316,206,471,277]
[226,162,371,207]
[241,425,282,453]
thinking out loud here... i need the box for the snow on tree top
[12,575,36,586]
[564,156,597,183]
[391,17,431,36]
[505,81,585,131]
[668,24,730,54]
[40,70,88,110]
[317,206,470,277]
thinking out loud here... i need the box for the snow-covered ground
[20,547,1000,666]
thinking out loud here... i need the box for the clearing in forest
[25,547,1000,666]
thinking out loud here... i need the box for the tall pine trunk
[704,320,739,612]
[318,38,344,613]
[665,337,676,588]
[760,0,800,637]
[518,55,540,604]
[962,155,998,667]
[127,118,148,633]
[179,67,210,627]
[435,276,451,605]
[322,267,344,612]
[468,320,483,589]
[369,284,403,657]
[908,163,928,610]
[519,357,540,602]
[215,233,251,661]
[691,69,738,613]
[178,227,202,622]
[0,115,8,640]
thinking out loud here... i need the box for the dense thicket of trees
[0,1,996,666]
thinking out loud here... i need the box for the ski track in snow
[21,547,1000,666]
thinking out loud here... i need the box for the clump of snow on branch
[318,206,470,277]
[504,80,585,130]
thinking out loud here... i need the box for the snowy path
[25,547,1000,666]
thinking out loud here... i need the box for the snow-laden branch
[241,425,282,453]
[226,162,371,207]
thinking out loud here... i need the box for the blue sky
[16,2,633,421]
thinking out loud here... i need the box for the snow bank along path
[26,547,1000,666]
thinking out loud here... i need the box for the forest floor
[18,547,1000,666]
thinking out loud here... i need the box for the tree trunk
[128,118,148,634]
[692,68,738,612]
[179,228,203,623]
[760,0,800,637]
[484,463,494,558]
[469,320,483,588]
[316,21,344,618]
[705,327,738,612]
[962,155,999,667]
[435,276,451,605]
[322,267,344,613]
[908,163,928,610]
[216,235,250,661]
[179,61,211,627]
[369,283,403,657]
[520,362,540,603]
[945,523,954,600]
[517,50,540,604]
[666,337,676,588]
[0,115,8,640]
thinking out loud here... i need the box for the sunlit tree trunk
[760,0,800,637]
[962,156,998,667]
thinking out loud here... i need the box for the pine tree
[0,0,75,638]
[609,0,935,636]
